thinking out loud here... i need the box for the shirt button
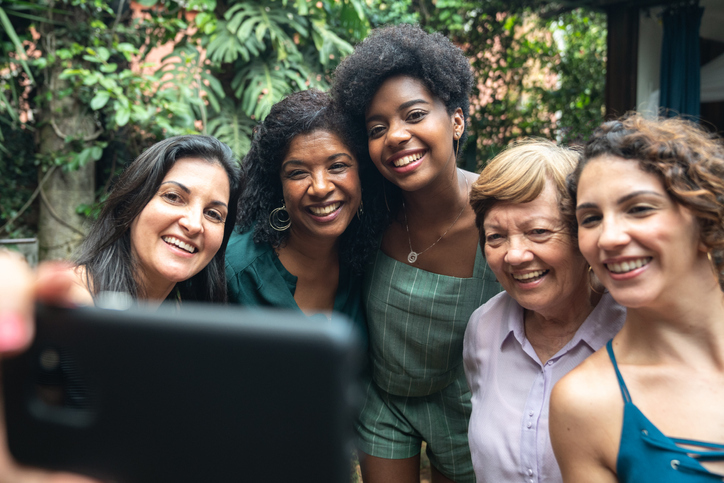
[528,468,533,476]
[529,411,534,416]
[527,421,532,428]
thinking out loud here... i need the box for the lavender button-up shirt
[463,291,625,483]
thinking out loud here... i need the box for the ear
[451,107,465,139]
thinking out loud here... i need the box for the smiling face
[483,179,589,318]
[130,157,230,299]
[575,155,704,309]
[365,75,464,192]
[280,130,361,243]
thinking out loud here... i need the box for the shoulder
[550,348,622,482]
[224,229,274,275]
[69,265,95,306]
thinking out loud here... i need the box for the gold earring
[269,204,291,231]
[708,251,719,278]
[588,266,605,295]
[455,133,460,160]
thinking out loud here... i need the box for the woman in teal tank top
[549,114,724,482]
[332,25,501,483]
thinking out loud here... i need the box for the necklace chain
[403,172,469,264]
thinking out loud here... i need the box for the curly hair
[235,89,386,273]
[470,138,580,239]
[331,24,474,215]
[75,135,242,303]
[566,113,724,288]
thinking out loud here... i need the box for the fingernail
[0,312,28,352]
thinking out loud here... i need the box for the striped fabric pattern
[363,245,502,397]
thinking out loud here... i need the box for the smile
[392,151,425,167]
[606,257,651,274]
[163,236,197,254]
[512,269,548,282]
[308,202,341,216]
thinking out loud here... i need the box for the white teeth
[606,257,651,274]
[309,202,340,216]
[512,269,548,281]
[392,151,425,167]
[163,236,196,253]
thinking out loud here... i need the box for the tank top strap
[606,339,632,404]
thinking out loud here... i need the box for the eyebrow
[365,98,430,124]
[576,190,665,211]
[159,180,228,208]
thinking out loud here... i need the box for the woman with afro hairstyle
[550,114,724,482]
[332,24,501,483]
[225,89,384,328]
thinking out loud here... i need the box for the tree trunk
[36,8,96,261]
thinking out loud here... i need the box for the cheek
[484,246,506,278]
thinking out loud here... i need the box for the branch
[39,184,86,237]
[0,166,56,236]
[50,119,103,141]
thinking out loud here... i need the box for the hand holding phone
[0,252,99,483]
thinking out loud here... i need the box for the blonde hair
[470,138,580,235]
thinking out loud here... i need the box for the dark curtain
[659,2,704,119]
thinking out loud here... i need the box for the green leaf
[115,106,131,126]
[100,63,118,73]
[90,91,110,110]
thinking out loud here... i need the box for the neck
[139,282,176,308]
[402,168,468,218]
[281,230,339,266]
[526,290,601,335]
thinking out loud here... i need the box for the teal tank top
[607,340,724,482]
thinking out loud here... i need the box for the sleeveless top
[607,340,724,482]
[363,245,501,397]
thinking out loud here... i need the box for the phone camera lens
[39,348,60,371]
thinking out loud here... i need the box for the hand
[0,253,98,483]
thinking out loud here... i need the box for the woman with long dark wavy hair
[0,134,242,482]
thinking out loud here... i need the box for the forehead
[367,75,438,114]
[283,130,355,162]
[578,155,664,198]
[162,157,230,197]
[484,180,561,228]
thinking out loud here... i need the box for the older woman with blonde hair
[463,138,626,483]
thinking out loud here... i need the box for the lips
[162,236,197,254]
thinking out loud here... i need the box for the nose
[504,238,534,266]
[598,217,630,250]
[386,120,411,146]
[178,205,204,235]
[309,171,334,198]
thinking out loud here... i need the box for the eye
[485,233,503,245]
[406,110,427,122]
[204,209,226,224]
[161,191,183,204]
[629,204,655,216]
[367,125,385,139]
[284,169,307,180]
[578,213,601,227]
[329,162,350,172]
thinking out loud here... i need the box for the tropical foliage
[1,0,606,251]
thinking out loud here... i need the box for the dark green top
[225,229,366,331]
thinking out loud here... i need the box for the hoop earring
[357,200,364,220]
[588,266,605,295]
[269,204,291,231]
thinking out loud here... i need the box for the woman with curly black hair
[331,24,500,483]
[225,89,384,326]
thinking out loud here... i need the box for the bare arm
[550,358,621,483]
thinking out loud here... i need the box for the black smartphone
[3,303,362,483]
